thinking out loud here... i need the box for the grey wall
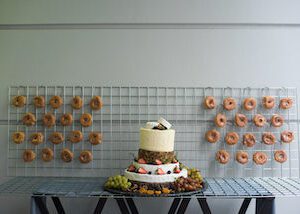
[1,0,300,213]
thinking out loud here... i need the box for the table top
[0,177,299,198]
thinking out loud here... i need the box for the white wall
[1,1,300,213]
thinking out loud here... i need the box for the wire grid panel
[7,86,300,178]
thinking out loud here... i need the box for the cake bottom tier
[138,149,176,164]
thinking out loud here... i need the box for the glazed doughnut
[12,131,25,144]
[30,132,44,145]
[205,130,220,143]
[235,113,248,127]
[69,130,83,143]
[60,113,73,126]
[88,132,103,145]
[223,97,236,111]
[49,95,63,109]
[262,132,276,145]
[253,152,268,165]
[271,114,284,127]
[49,132,64,144]
[12,95,26,107]
[61,148,73,163]
[214,113,227,128]
[203,96,216,109]
[42,113,56,127]
[79,150,93,164]
[90,96,103,110]
[23,150,36,162]
[225,132,239,145]
[280,131,294,143]
[262,96,275,109]
[274,150,287,163]
[216,150,230,164]
[22,113,36,126]
[243,97,257,111]
[80,113,93,127]
[33,96,45,108]
[41,148,54,162]
[71,96,83,109]
[236,151,249,164]
[253,114,266,127]
[280,98,293,109]
[242,133,256,147]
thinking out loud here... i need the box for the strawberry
[174,166,181,174]
[138,167,147,174]
[138,158,147,164]
[127,165,136,172]
[155,159,162,165]
[156,168,165,175]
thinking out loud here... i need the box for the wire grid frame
[7,86,300,178]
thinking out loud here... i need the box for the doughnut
[12,131,25,144]
[41,148,54,162]
[216,150,230,164]
[205,130,220,143]
[262,96,275,109]
[280,131,294,143]
[42,113,56,127]
[236,151,249,164]
[235,113,248,127]
[243,97,257,111]
[223,97,236,111]
[262,132,276,145]
[80,113,93,127]
[69,130,83,143]
[23,149,36,162]
[242,133,256,147]
[225,132,239,145]
[90,96,103,110]
[280,97,293,109]
[61,148,73,163]
[60,113,73,126]
[49,132,64,144]
[49,95,63,109]
[71,96,83,109]
[271,114,284,127]
[214,113,227,128]
[203,96,216,109]
[253,114,266,127]
[274,150,287,163]
[33,96,45,108]
[22,113,36,126]
[253,152,268,165]
[30,132,44,145]
[88,132,103,145]
[12,95,26,107]
[79,150,93,164]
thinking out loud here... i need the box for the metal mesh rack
[7,86,299,178]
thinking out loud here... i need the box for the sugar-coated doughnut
[225,132,239,145]
[42,113,56,127]
[214,113,227,128]
[33,96,45,108]
[41,148,54,162]
[216,150,230,164]
[280,131,294,143]
[69,130,83,143]
[30,132,44,145]
[203,96,216,109]
[262,132,276,145]
[23,149,36,162]
[243,97,256,111]
[71,96,83,110]
[22,113,36,126]
[60,113,73,126]
[12,131,25,144]
[223,97,236,111]
[49,95,63,109]
[274,150,287,163]
[79,150,93,164]
[88,132,103,145]
[61,148,73,162]
[280,98,293,109]
[205,130,220,143]
[253,152,268,165]
[271,114,284,127]
[242,133,256,147]
[49,132,64,144]
[262,96,275,109]
[235,113,248,127]
[253,114,266,127]
[90,96,103,110]
[12,95,26,107]
[80,113,92,127]
[236,151,249,164]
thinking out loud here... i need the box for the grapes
[188,168,203,183]
[105,175,132,190]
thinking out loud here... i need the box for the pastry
[30,132,44,145]
[23,149,36,162]
[235,113,248,127]
[33,96,45,108]
[253,152,267,165]
[225,132,239,145]
[12,131,25,144]
[42,113,56,127]
[49,132,64,144]
[270,114,284,127]
[60,113,73,126]
[274,150,287,163]
[280,98,293,109]
[71,96,83,109]
[205,130,220,143]
[22,113,36,126]
[253,114,266,127]
[236,151,249,164]
[61,148,73,162]
[41,148,54,162]
[80,113,92,127]
[242,133,256,147]
[262,96,275,109]
[214,113,227,128]
[223,97,236,111]
[216,150,230,164]
[90,96,103,110]
[88,132,102,145]
[79,150,93,163]
[49,95,63,109]
[69,130,83,143]
[262,132,276,145]
[280,131,294,143]
[12,95,26,107]
[203,96,216,109]
[243,97,256,111]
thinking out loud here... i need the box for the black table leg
[256,197,275,214]
[33,196,49,214]
[126,198,139,214]
[168,198,182,214]
[51,197,65,214]
[238,198,252,214]
[197,198,211,214]
[177,198,191,214]
[115,198,130,214]
[94,198,107,214]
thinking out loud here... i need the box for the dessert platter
[104,118,206,196]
